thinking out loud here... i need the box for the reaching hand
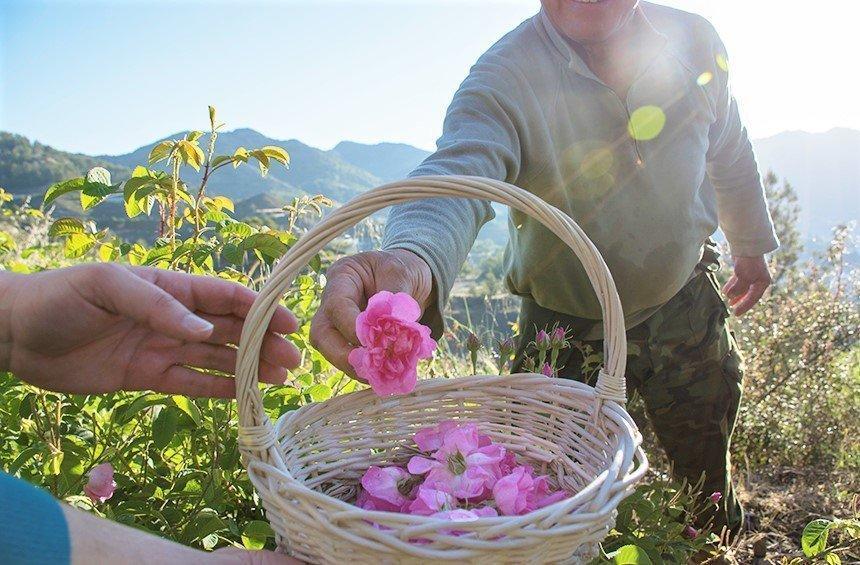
[0,264,301,397]
[722,255,772,316]
[309,249,434,377]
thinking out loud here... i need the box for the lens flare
[627,105,666,141]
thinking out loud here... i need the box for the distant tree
[762,170,802,284]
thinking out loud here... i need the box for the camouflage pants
[512,253,744,533]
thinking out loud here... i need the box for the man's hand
[310,249,434,377]
[722,255,772,316]
[0,264,301,398]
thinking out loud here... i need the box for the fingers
[176,343,288,385]
[96,264,215,342]
[309,311,360,379]
[132,266,299,334]
[721,274,740,299]
[159,365,236,398]
[319,264,364,345]
[199,314,301,369]
[732,280,769,316]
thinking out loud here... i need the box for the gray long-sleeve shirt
[382,4,779,339]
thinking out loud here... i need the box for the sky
[1,0,859,155]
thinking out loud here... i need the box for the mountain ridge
[1,128,855,246]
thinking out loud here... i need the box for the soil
[703,467,859,564]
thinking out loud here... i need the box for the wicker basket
[234,176,648,564]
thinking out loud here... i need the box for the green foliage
[592,475,718,565]
[0,108,342,551]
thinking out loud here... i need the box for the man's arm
[705,34,779,314]
[382,57,526,336]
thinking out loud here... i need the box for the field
[0,113,857,563]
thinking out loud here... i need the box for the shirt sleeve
[382,55,525,337]
[705,36,779,258]
[0,471,70,565]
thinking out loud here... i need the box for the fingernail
[183,314,214,335]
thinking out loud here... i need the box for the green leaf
[149,140,174,164]
[210,155,233,168]
[261,145,290,167]
[305,384,332,402]
[240,233,287,259]
[152,406,180,449]
[204,209,229,224]
[86,166,112,185]
[241,520,274,550]
[178,140,205,171]
[43,450,64,476]
[221,242,245,265]
[172,396,202,426]
[219,221,255,238]
[114,393,169,425]
[211,195,234,212]
[44,177,85,206]
[48,217,87,237]
[802,519,833,557]
[208,106,217,129]
[81,181,119,210]
[98,242,120,262]
[825,552,842,565]
[250,150,270,177]
[145,245,173,266]
[610,544,653,565]
[232,147,249,168]
[185,509,228,543]
[185,130,204,142]
[64,232,97,258]
[0,231,16,253]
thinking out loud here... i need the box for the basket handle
[234,176,628,462]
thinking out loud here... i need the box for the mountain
[0,132,131,195]
[331,141,431,182]
[98,128,393,203]
[2,127,856,249]
[752,128,860,241]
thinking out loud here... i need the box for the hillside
[0,132,131,195]
[331,141,431,183]
[99,128,387,203]
[2,128,856,249]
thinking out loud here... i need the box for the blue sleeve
[0,471,70,565]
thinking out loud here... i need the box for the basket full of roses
[234,176,648,563]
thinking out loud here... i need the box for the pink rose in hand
[348,291,437,396]
[358,466,415,512]
[84,462,116,504]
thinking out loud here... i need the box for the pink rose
[407,485,456,516]
[408,424,505,499]
[430,507,498,536]
[348,291,436,396]
[413,420,460,453]
[492,465,567,516]
[359,466,415,512]
[84,462,116,504]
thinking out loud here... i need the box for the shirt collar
[537,7,669,81]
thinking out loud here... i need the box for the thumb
[98,265,214,342]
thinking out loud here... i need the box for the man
[311,0,778,534]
